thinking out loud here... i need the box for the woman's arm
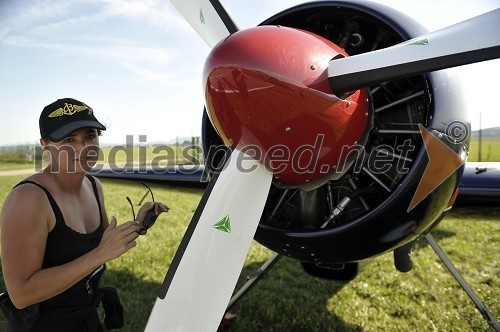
[0,185,138,309]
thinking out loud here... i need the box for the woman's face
[42,128,100,173]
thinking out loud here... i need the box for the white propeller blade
[145,148,272,332]
[170,0,238,48]
[329,8,500,94]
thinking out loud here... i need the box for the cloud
[0,0,200,83]
[2,34,171,65]
[97,0,187,28]
[120,61,174,84]
[1,0,191,40]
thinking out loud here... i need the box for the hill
[471,126,500,137]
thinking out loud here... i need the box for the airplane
[456,162,500,205]
[95,0,500,330]
[90,162,500,205]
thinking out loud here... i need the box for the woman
[0,98,168,331]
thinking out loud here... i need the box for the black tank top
[10,175,106,331]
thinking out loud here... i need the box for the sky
[0,0,499,146]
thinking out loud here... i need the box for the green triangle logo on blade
[199,8,205,24]
[409,38,429,46]
[214,215,231,233]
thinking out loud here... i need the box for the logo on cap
[48,103,89,118]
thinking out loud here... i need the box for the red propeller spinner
[203,26,371,187]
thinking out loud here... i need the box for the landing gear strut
[425,234,499,331]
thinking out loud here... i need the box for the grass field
[0,161,33,171]
[0,144,204,172]
[0,175,498,331]
[468,137,500,162]
[0,135,498,172]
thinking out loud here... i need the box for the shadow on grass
[99,268,160,331]
[413,228,456,251]
[414,205,500,251]
[447,205,500,221]
[0,266,161,332]
[107,258,362,332]
[225,257,362,332]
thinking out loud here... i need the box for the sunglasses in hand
[126,182,159,235]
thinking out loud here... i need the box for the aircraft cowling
[203,26,371,187]
[201,1,470,275]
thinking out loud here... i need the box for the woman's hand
[136,201,170,222]
[135,201,170,234]
[95,217,140,263]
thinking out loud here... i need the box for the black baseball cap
[39,98,106,142]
